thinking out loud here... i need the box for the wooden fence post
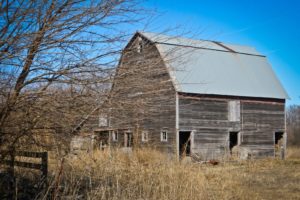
[8,150,15,199]
[41,152,48,186]
[1,150,49,197]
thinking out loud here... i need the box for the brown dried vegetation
[3,148,298,200]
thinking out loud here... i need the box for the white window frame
[142,131,149,142]
[112,131,118,142]
[161,130,168,142]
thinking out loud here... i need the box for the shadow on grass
[0,171,42,200]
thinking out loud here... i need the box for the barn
[94,31,289,160]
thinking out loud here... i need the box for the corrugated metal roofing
[138,32,289,99]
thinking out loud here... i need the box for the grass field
[44,147,300,200]
[1,147,300,199]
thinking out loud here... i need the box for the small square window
[112,131,118,142]
[142,131,149,142]
[161,131,168,142]
[99,115,108,127]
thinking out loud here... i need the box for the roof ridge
[138,31,264,57]
[154,41,265,57]
[139,31,224,44]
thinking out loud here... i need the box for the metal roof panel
[138,32,289,99]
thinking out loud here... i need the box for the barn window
[112,131,118,142]
[136,37,143,53]
[228,101,240,121]
[99,115,108,127]
[142,131,149,142]
[161,131,168,142]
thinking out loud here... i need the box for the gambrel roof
[136,31,289,100]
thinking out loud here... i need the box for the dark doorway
[274,132,284,158]
[124,132,133,147]
[275,132,284,145]
[96,131,109,150]
[179,131,191,157]
[229,132,239,153]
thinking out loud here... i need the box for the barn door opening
[124,132,133,148]
[274,132,284,157]
[97,131,109,150]
[229,132,239,154]
[179,131,191,157]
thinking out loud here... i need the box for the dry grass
[48,149,210,200]
[286,146,300,159]
[2,147,300,199]
[44,148,300,200]
[206,159,300,200]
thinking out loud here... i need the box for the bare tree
[0,0,145,152]
[287,105,300,146]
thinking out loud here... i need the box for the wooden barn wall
[241,101,285,157]
[178,95,236,159]
[178,94,285,159]
[109,36,177,155]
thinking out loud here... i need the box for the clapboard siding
[179,94,285,159]
[179,95,234,159]
[109,36,176,155]
[240,101,285,157]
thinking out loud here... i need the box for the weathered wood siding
[109,36,177,154]
[241,101,285,157]
[179,95,236,159]
[179,94,285,159]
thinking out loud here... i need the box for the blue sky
[136,0,300,105]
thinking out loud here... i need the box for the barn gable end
[106,34,177,154]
